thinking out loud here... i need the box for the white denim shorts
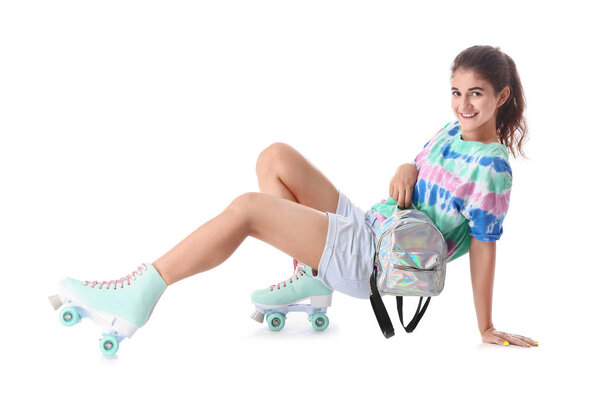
[315,191,381,299]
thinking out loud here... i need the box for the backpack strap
[369,267,395,338]
[396,296,431,333]
[369,256,434,337]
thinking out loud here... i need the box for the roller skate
[48,262,167,356]
[250,258,333,332]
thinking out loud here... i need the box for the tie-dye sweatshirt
[367,120,512,263]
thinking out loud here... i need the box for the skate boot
[250,258,333,332]
[48,262,167,356]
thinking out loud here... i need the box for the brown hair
[451,45,529,160]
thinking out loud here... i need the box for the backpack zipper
[393,264,438,272]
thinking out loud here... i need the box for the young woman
[50,45,538,354]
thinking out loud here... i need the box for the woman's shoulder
[419,120,457,151]
[469,152,512,191]
[434,120,457,139]
[443,119,460,134]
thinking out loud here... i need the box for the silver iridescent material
[374,204,448,297]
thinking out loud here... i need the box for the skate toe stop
[48,294,63,311]
[250,311,265,323]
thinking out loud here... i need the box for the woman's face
[450,68,509,136]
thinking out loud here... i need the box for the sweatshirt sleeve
[459,161,512,242]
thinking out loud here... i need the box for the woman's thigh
[256,143,340,214]
[232,192,329,271]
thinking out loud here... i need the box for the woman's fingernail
[535,341,539,346]
[503,341,509,346]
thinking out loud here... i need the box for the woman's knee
[256,142,292,178]
[227,192,259,234]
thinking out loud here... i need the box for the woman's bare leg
[152,143,341,286]
[152,192,330,286]
[255,142,340,213]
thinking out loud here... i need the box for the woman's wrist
[480,324,495,336]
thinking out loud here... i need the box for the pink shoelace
[85,263,149,290]
[270,261,306,291]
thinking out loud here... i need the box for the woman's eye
[452,91,481,96]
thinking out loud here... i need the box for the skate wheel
[99,334,119,356]
[59,306,81,327]
[311,312,329,331]
[266,312,286,331]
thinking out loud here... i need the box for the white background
[1,1,598,407]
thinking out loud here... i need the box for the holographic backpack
[370,203,448,338]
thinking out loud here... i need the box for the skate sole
[252,294,332,309]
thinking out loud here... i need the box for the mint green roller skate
[250,259,333,332]
[48,262,167,356]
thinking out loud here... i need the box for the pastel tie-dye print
[368,120,512,263]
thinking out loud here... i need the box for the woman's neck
[460,119,499,144]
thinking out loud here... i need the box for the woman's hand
[390,163,418,209]
[481,326,539,347]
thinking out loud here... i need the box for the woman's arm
[469,236,539,347]
[468,237,496,334]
